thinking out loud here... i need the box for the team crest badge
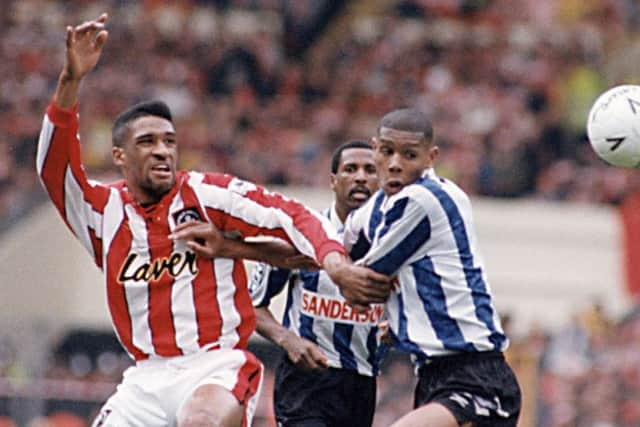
[173,207,201,225]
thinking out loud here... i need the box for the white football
[587,84,640,168]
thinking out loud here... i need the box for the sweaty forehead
[130,115,175,138]
[378,126,425,144]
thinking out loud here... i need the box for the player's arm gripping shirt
[343,169,507,366]
[36,100,345,361]
[249,206,385,376]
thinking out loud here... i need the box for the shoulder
[410,175,472,214]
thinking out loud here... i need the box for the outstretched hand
[62,13,109,82]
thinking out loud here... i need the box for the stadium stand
[2,0,640,425]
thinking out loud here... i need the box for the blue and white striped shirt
[250,204,386,377]
[343,169,508,367]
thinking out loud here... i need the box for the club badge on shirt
[173,207,201,225]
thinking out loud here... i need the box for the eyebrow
[134,131,176,140]
[379,139,422,148]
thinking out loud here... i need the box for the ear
[112,146,125,167]
[429,145,439,163]
[371,136,379,149]
[329,173,337,192]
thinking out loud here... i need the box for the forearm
[220,238,299,268]
[54,73,82,110]
[255,307,295,347]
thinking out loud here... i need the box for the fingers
[172,220,206,234]
[367,269,393,286]
[186,242,212,259]
[94,30,109,50]
[67,13,109,45]
[351,303,370,314]
[169,221,209,240]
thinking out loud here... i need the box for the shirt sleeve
[36,100,111,269]
[203,176,346,264]
[248,263,292,307]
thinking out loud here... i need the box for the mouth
[349,187,371,202]
[385,180,404,193]
[150,164,172,179]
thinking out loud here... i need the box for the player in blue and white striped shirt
[343,109,521,427]
[249,141,389,427]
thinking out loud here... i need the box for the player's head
[111,100,178,204]
[373,108,437,196]
[330,140,378,222]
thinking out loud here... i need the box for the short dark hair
[112,100,174,147]
[378,108,434,141]
[330,140,372,173]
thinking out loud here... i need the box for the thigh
[177,384,243,427]
[91,378,167,427]
[176,349,263,427]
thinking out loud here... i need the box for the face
[330,148,378,217]
[373,128,438,196]
[112,115,178,204]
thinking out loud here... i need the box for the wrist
[322,251,349,285]
[59,70,83,85]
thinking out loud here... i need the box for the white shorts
[91,347,263,427]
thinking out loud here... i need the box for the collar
[328,202,344,229]
[422,168,437,179]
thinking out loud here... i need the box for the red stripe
[242,185,345,261]
[202,172,234,187]
[223,214,292,243]
[179,187,223,347]
[620,195,640,296]
[232,351,263,416]
[88,227,103,269]
[232,262,255,350]
[106,221,147,360]
[147,212,182,357]
[200,173,344,262]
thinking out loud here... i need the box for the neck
[334,203,350,224]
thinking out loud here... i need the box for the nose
[388,153,402,173]
[354,167,367,183]
[152,140,171,157]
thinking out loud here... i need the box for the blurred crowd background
[2,0,640,425]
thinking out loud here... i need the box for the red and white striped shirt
[36,101,345,361]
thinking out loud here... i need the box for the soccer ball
[586,84,640,168]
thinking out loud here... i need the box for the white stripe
[124,204,154,355]
[168,193,200,353]
[63,168,95,256]
[214,258,241,349]
[196,180,335,261]
[36,115,54,175]
[398,270,442,353]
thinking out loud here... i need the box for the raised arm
[36,14,110,268]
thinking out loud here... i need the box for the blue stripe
[366,327,384,376]
[368,214,431,276]
[260,268,291,306]
[333,323,357,370]
[396,293,427,364]
[413,259,475,352]
[297,272,320,343]
[349,229,370,262]
[377,197,409,240]
[282,279,294,328]
[421,178,505,349]
[368,192,385,240]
